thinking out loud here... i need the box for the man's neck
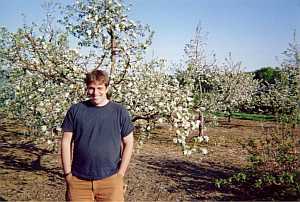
[95,99,109,107]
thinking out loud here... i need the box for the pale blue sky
[1,0,299,71]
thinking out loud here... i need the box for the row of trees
[176,24,258,123]
[176,24,299,124]
[0,0,299,155]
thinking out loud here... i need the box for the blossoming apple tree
[0,0,208,155]
[215,56,259,122]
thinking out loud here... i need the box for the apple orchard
[0,0,299,157]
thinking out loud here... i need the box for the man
[61,69,134,201]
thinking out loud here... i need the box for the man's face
[86,81,108,106]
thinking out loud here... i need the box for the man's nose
[88,89,95,95]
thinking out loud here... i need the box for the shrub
[214,122,300,200]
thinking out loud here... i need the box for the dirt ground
[0,116,299,201]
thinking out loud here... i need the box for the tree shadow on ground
[136,155,244,200]
[0,196,7,201]
[0,133,63,179]
[138,155,298,201]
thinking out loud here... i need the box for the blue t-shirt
[61,100,134,180]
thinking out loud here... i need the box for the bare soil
[0,116,299,201]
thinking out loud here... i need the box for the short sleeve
[120,107,134,137]
[61,106,74,132]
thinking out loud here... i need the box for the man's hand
[117,171,125,177]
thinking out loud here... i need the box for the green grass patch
[232,112,275,121]
[215,112,275,121]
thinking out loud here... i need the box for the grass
[215,112,275,121]
[231,112,275,121]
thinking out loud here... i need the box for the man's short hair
[85,70,109,87]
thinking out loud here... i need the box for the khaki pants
[67,173,124,201]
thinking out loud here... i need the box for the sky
[0,0,299,71]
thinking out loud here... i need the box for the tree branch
[132,113,160,122]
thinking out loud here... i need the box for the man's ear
[85,87,89,96]
[106,86,112,100]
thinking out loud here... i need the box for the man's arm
[118,132,134,177]
[61,131,73,177]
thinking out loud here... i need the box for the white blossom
[41,125,47,132]
[200,148,208,155]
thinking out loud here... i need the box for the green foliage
[215,171,299,192]
[254,66,281,85]
[215,172,247,189]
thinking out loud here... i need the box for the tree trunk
[227,108,231,123]
[199,111,204,136]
